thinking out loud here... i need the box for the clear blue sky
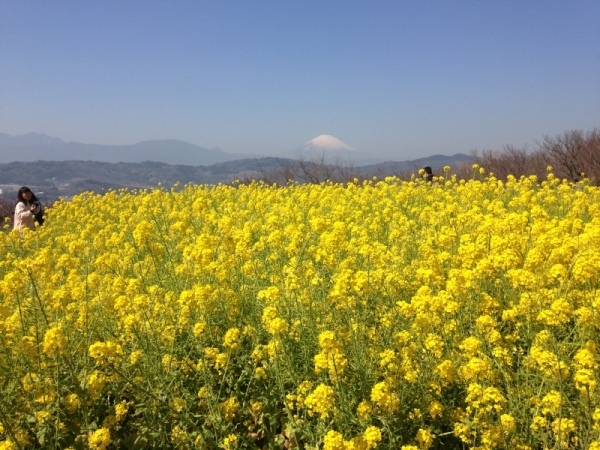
[1,0,599,160]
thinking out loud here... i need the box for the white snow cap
[301,135,355,152]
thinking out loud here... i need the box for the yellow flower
[193,321,206,338]
[424,334,444,358]
[319,330,338,350]
[541,390,562,415]
[429,400,444,419]
[435,360,456,383]
[220,433,238,450]
[35,410,51,425]
[115,401,128,420]
[255,366,267,380]
[250,400,263,416]
[459,357,492,381]
[593,408,600,430]
[267,317,289,335]
[459,336,482,357]
[162,353,176,370]
[89,340,123,365]
[42,326,67,354]
[266,339,283,361]
[171,397,186,412]
[88,428,111,450]
[86,371,108,400]
[197,386,210,401]
[357,400,373,421]
[129,349,144,364]
[223,327,241,351]
[574,369,596,392]
[323,430,345,450]
[573,343,598,369]
[305,384,335,420]
[530,415,547,432]
[170,425,188,445]
[363,426,382,449]
[537,298,572,326]
[258,286,280,304]
[63,393,80,413]
[500,414,516,432]
[415,428,434,449]
[219,397,239,422]
[314,331,348,381]
[551,417,576,435]
[370,381,399,414]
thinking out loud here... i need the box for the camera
[31,200,41,215]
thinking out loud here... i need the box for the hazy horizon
[2,1,599,160]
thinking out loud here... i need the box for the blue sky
[1,0,599,160]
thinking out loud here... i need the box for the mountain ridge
[0,153,473,200]
[1,132,473,200]
[0,133,249,166]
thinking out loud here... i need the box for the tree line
[469,128,600,183]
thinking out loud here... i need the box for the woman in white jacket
[14,186,42,231]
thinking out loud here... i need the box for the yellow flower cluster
[314,330,348,382]
[323,425,382,450]
[305,383,336,420]
[1,172,600,448]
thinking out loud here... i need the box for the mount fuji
[300,135,355,153]
[294,135,381,164]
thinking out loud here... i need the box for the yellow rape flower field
[1,170,600,449]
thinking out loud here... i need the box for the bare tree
[295,151,359,184]
[236,157,301,185]
[0,195,14,228]
[539,128,600,183]
[469,144,547,182]
[240,151,361,186]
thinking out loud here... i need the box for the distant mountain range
[0,155,473,201]
[0,132,473,200]
[0,132,250,165]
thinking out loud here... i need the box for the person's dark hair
[17,186,39,204]
[422,166,434,182]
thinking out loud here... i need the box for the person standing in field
[422,166,434,183]
[14,186,44,232]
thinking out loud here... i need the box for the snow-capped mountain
[294,134,381,165]
[300,135,356,153]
